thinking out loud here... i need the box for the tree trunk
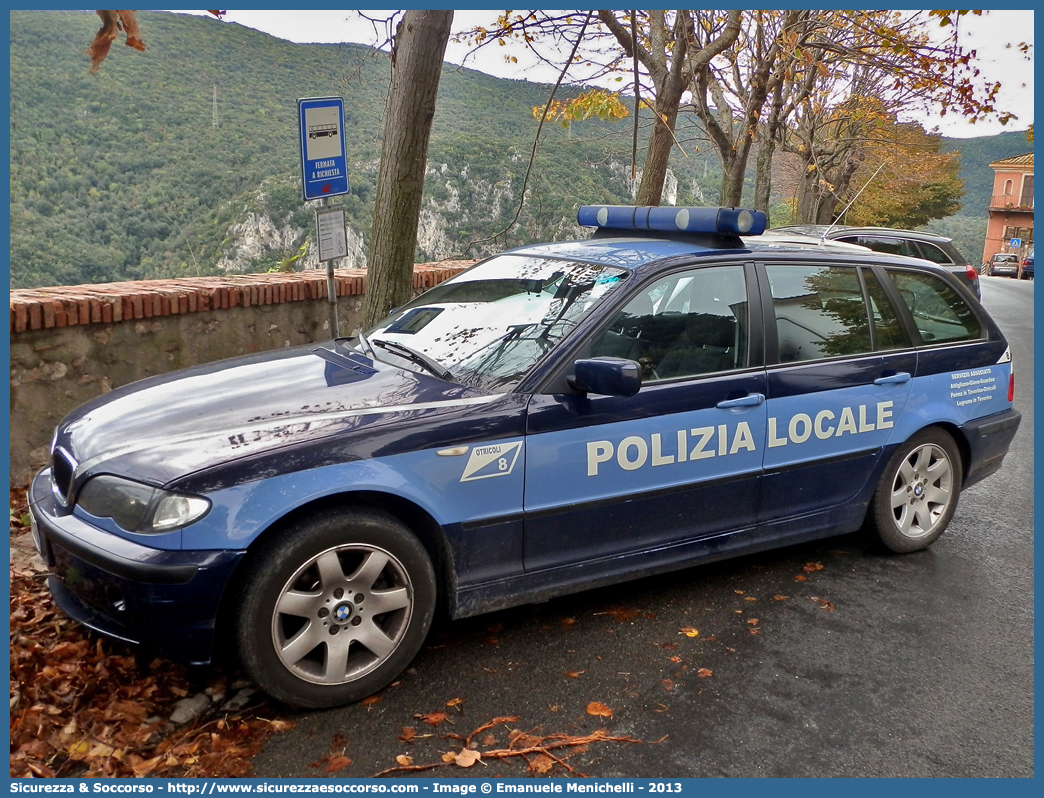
[753,134,774,220]
[362,10,453,329]
[635,81,685,205]
[753,80,784,219]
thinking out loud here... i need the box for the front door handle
[717,392,766,409]
[873,372,911,386]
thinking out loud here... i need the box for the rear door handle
[717,392,765,408]
[873,372,911,386]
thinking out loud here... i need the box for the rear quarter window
[886,269,981,344]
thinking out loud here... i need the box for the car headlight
[76,475,211,534]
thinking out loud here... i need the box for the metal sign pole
[298,96,349,341]
[321,197,340,338]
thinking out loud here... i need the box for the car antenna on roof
[821,162,886,243]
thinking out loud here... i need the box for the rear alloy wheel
[237,508,436,708]
[867,429,963,553]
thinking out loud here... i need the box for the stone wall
[9,263,476,486]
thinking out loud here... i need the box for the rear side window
[765,264,871,362]
[838,235,919,259]
[908,241,954,265]
[886,269,981,344]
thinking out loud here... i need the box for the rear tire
[236,507,436,709]
[866,429,963,553]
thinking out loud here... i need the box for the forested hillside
[9,10,1029,288]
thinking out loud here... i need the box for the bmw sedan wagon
[30,205,1022,708]
[771,224,982,299]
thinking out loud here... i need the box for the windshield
[360,254,628,390]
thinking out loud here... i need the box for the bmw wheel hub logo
[914,485,924,497]
[333,603,354,623]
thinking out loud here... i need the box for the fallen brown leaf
[529,753,555,774]
[398,727,417,743]
[395,755,413,767]
[361,695,382,710]
[602,607,640,623]
[446,697,465,709]
[811,597,835,612]
[803,562,824,573]
[325,755,350,773]
[774,595,788,601]
[697,668,713,678]
[794,574,807,582]
[586,702,613,719]
[679,627,699,638]
[452,748,482,768]
[416,711,451,727]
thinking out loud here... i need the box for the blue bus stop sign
[298,97,349,201]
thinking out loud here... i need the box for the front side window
[590,265,749,381]
[766,264,871,362]
[886,269,981,344]
[364,255,628,390]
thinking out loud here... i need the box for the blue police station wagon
[29,206,1022,708]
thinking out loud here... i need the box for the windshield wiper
[354,330,377,359]
[371,338,454,381]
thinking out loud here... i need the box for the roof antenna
[822,161,886,242]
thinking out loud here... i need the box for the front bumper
[960,408,1022,489]
[28,469,245,664]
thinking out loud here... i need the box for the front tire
[236,507,436,709]
[867,429,963,553]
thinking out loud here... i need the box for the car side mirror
[569,357,642,397]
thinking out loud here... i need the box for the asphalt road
[254,275,1034,779]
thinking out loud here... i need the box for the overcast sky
[168,9,1034,140]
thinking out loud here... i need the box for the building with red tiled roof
[984,152,1033,268]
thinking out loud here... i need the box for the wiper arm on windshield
[371,338,454,381]
[354,330,376,358]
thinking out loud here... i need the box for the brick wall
[9,262,476,486]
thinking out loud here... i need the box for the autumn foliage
[9,566,291,778]
[86,11,145,74]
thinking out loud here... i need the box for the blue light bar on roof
[577,205,767,237]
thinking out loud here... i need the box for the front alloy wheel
[237,508,436,708]
[273,544,413,685]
